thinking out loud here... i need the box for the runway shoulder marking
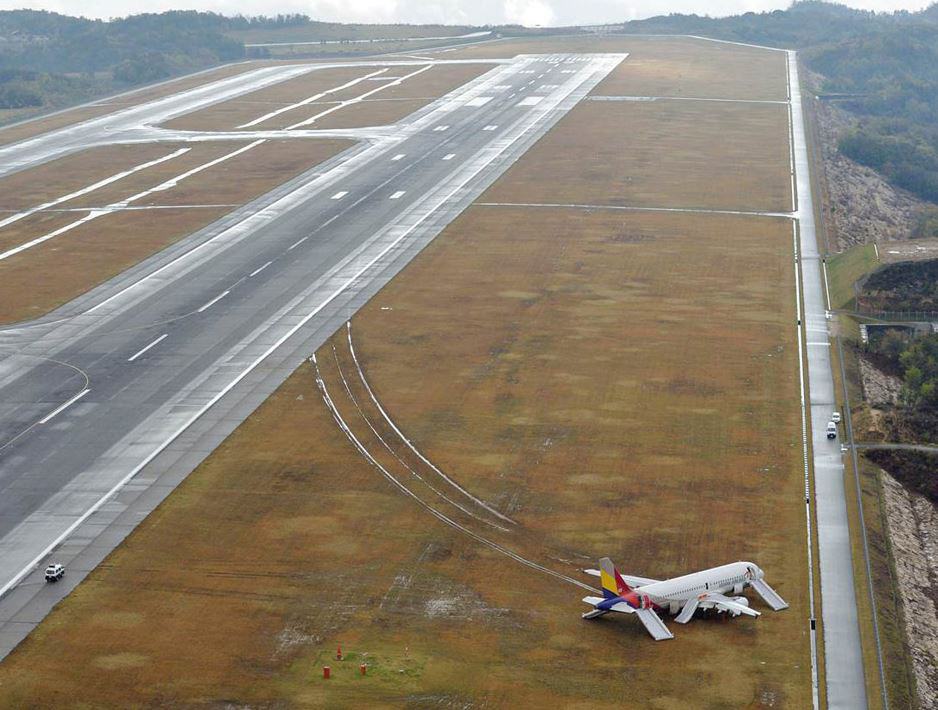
[389,191,406,200]
[128,334,168,362]
[39,389,90,424]
[465,96,493,107]
[331,191,348,200]
[517,96,544,107]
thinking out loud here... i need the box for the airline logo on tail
[599,556,631,599]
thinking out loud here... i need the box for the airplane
[581,557,788,641]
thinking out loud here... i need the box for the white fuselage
[636,561,759,614]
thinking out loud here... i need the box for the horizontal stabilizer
[675,596,699,624]
[751,579,788,611]
[635,608,673,640]
[582,596,605,606]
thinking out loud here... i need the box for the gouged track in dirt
[330,343,510,532]
[312,348,598,593]
[346,321,516,526]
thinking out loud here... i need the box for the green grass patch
[827,243,879,310]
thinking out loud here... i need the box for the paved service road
[0,52,626,657]
[789,51,869,710]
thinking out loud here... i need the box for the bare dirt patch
[482,99,792,212]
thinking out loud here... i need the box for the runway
[0,52,625,658]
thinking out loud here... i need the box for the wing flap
[750,579,788,611]
[702,593,760,618]
[635,608,673,640]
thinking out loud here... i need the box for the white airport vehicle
[44,564,65,583]
[827,421,838,439]
[581,557,787,641]
[832,411,841,424]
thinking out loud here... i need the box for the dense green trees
[0,10,247,112]
[900,334,938,407]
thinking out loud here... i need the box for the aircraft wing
[583,569,661,587]
[701,592,760,617]
[750,579,788,611]
[635,608,674,640]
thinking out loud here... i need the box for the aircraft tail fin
[599,557,632,599]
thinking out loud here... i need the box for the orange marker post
[336,644,343,661]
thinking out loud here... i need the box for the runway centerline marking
[39,388,90,424]
[249,260,272,277]
[128,334,168,362]
[442,153,455,160]
[391,153,405,161]
[197,290,229,313]
[482,125,497,131]
[433,125,450,132]
[288,236,308,251]
[331,191,348,200]
[389,191,406,199]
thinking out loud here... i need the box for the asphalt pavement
[0,52,625,659]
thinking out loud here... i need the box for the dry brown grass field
[0,37,811,708]
[0,143,175,211]
[449,35,788,102]
[160,65,376,132]
[163,63,492,133]
[482,99,792,212]
[0,138,351,324]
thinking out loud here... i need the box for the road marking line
[389,191,406,199]
[433,124,449,131]
[442,153,455,160]
[288,236,308,251]
[197,290,229,313]
[331,191,348,200]
[287,64,432,129]
[482,125,497,131]
[0,148,190,233]
[128,334,168,362]
[39,389,90,424]
[391,153,405,161]
[249,260,272,277]
[238,67,390,128]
